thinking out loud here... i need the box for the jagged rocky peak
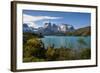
[59,24,74,32]
[43,22,75,32]
[44,22,52,28]
[23,23,31,32]
[52,24,57,27]
[23,23,29,28]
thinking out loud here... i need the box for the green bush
[57,48,76,60]
[23,56,45,62]
[45,47,55,61]
[26,38,42,48]
[79,48,91,59]
[23,57,33,62]
[23,38,45,59]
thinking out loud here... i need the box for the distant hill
[67,26,91,36]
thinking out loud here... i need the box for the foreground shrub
[23,56,45,62]
[79,48,91,59]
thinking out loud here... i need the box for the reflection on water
[41,36,91,49]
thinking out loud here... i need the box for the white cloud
[23,14,63,28]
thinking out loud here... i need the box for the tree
[23,38,45,59]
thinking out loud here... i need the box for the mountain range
[23,22,90,36]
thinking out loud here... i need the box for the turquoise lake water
[41,36,91,49]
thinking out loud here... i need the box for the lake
[41,36,91,49]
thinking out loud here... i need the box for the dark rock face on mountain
[23,24,36,33]
[37,22,75,35]
[23,24,31,32]
[23,23,28,28]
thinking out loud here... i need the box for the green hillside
[67,26,91,36]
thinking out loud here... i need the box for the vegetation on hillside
[66,26,91,36]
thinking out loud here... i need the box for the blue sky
[23,10,91,29]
